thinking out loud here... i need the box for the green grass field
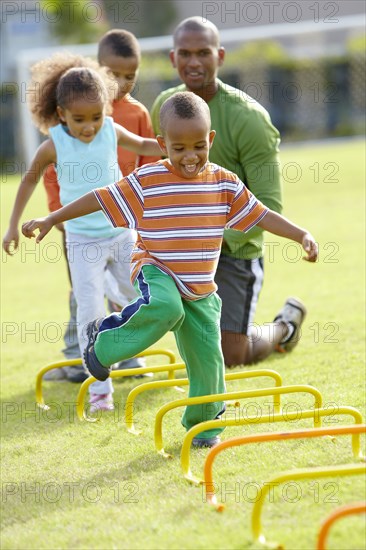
[1,139,365,550]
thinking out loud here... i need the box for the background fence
[2,20,365,166]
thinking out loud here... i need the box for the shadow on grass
[0,454,176,531]
[0,377,161,440]
[0,387,122,440]
[1,386,78,438]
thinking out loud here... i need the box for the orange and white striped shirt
[94,159,268,300]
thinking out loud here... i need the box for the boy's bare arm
[115,123,162,157]
[22,192,101,243]
[257,210,318,262]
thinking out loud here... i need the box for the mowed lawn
[1,138,365,550]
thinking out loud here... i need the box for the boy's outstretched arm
[257,210,318,262]
[22,191,101,243]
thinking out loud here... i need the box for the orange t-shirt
[43,94,160,212]
[94,160,268,300]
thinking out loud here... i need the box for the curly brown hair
[28,53,117,135]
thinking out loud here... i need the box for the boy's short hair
[160,92,211,134]
[98,29,141,61]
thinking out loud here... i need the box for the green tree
[41,0,108,44]
[102,0,176,37]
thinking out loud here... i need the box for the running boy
[22,92,318,446]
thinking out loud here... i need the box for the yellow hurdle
[125,369,283,435]
[76,357,184,422]
[155,384,323,458]
[36,349,177,414]
[181,406,364,484]
[317,501,366,550]
[76,362,186,423]
[202,424,366,514]
[36,358,83,409]
[252,464,366,548]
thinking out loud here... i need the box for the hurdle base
[127,426,142,435]
[158,449,173,459]
[183,472,203,486]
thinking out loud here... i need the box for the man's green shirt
[151,79,282,260]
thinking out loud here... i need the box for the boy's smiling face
[157,115,215,179]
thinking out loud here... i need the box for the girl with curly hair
[3,53,161,412]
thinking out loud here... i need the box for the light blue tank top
[49,116,123,237]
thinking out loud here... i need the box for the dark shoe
[115,357,153,379]
[43,368,67,381]
[86,318,103,344]
[192,436,221,448]
[84,319,111,381]
[66,366,89,383]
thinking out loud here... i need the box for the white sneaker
[88,393,114,413]
[273,297,307,352]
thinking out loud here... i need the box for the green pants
[95,265,226,437]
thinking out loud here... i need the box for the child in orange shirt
[98,28,160,175]
[43,29,160,381]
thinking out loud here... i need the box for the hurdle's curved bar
[252,464,366,548]
[35,349,177,414]
[76,356,183,422]
[316,501,366,550]
[203,424,366,513]
[181,406,363,484]
[155,384,323,458]
[126,369,283,434]
[36,358,83,409]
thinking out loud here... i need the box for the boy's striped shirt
[94,159,267,300]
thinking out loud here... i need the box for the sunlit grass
[1,138,365,549]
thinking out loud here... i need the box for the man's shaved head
[173,16,220,48]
